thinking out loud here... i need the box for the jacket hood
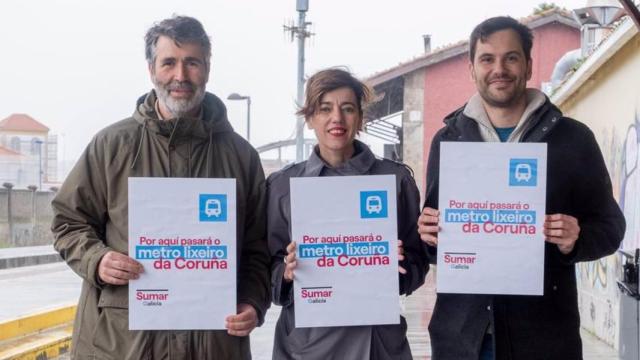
[133,90,234,142]
[462,89,546,142]
[128,90,236,171]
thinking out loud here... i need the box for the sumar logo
[136,289,169,306]
[199,194,227,222]
[443,252,477,270]
[301,286,333,304]
[360,191,388,219]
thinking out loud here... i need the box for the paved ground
[0,262,620,359]
[250,276,433,360]
[0,262,79,322]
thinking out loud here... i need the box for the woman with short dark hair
[267,68,428,359]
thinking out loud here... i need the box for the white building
[0,114,57,189]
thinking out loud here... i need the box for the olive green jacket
[52,91,270,359]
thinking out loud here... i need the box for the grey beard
[154,82,206,118]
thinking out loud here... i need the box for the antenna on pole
[283,0,314,162]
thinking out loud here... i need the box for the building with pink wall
[365,9,580,195]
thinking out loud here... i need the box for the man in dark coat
[417,16,625,360]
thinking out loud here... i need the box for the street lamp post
[227,93,251,143]
[284,0,313,162]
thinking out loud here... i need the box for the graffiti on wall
[577,257,613,290]
[620,105,640,251]
[576,251,620,344]
[576,97,640,347]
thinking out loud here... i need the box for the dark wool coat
[424,97,625,360]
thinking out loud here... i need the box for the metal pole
[295,9,307,162]
[28,185,37,229]
[3,183,14,246]
[38,140,42,190]
[247,97,251,143]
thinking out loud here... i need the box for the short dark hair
[297,68,373,123]
[469,16,533,62]
[145,16,211,66]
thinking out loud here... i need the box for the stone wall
[0,188,56,247]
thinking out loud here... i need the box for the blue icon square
[509,159,537,187]
[360,191,388,219]
[199,194,227,222]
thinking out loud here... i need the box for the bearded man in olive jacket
[51,16,270,359]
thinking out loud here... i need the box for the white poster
[128,178,236,330]
[291,175,400,328]
[438,142,547,295]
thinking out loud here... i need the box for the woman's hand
[283,241,297,282]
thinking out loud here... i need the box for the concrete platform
[0,263,620,359]
[0,245,62,269]
[0,262,80,322]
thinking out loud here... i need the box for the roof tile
[0,114,49,133]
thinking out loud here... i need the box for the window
[10,137,20,152]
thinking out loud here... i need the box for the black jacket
[424,98,625,360]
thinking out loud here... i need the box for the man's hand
[418,207,440,246]
[283,242,297,283]
[398,240,407,274]
[97,250,144,285]
[226,303,258,337]
[544,214,580,255]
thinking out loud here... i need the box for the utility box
[617,249,640,360]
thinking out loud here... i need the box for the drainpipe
[618,0,640,30]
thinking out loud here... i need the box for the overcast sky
[0,0,589,168]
